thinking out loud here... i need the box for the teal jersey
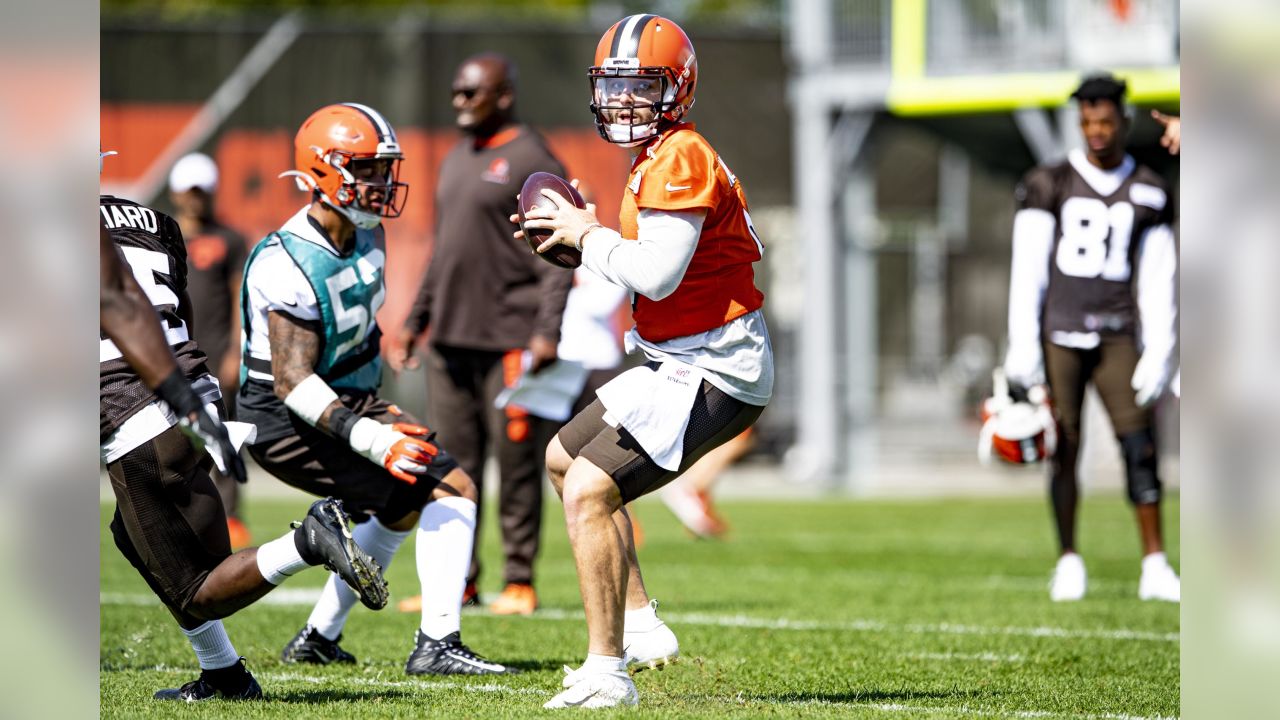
[240,220,386,392]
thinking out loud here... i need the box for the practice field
[100,493,1179,719]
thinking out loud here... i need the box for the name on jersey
[100,204,159,234]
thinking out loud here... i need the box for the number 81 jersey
[99,195,211,441]
[1018,149,1174,339]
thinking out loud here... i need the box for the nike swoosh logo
[665,182,692,192]
[445,650,506,672]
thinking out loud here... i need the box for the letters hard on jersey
[1017,154,1174,339]
[99,195,211,440]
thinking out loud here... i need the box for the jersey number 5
[1055,198,1134,281]
[100,247,190,362]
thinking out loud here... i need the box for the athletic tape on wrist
[283,374,340,428]
[327,407,361,442]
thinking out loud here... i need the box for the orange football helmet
[589,14,698,146]
[281,103,408,230]
[978,370,1057,465]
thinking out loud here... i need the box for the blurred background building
[101,0,1179,496]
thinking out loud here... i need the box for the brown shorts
[1044,337,1151,440]
[108,422,230,614]
[246,393,459,525]
[558,375,763,503]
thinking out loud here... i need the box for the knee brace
[1119,429,1161,505]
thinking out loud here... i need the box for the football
[518,172,585,269]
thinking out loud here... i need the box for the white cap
[168,152,219,193]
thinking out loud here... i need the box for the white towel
[596,361,704,471]
[493,354,591,422]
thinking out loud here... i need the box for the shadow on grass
[267,687,418,703]
[752,688,981,705]
[501,658,580,674]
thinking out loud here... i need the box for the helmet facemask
[287,147,408,230]
[589,62,693,147]
[328,154,408,230]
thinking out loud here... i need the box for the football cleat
[281,624,357,665]
[154,659,263,702]
[623,599,679,673]
[1138,553,1181,602]
[292,498,389,610]
[660,483,727,539]
[543,668,638,709]
[489,583,538,615]
[404,630,511,676]
[1049,553,1087,602]
[226,516,252,551]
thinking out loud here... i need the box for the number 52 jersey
[1017,149,1175,341]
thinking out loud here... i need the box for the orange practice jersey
[619,123,764,342]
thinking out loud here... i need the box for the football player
[513,15,773,708]
[1002,74,1180,602]
[236,103,508,675]
[101,191,389,701]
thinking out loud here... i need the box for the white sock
[1142,551,1169,571]
[582,653,626,674]
[416,497,476,639]
[256,530,310,585]
[183,620,240,670]
[307,517,411,640]
[624,602,659,632]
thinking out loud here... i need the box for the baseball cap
[169,152,219,193]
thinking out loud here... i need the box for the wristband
[283,373,340,427]
[327,406,361,442]
[154,368,202,417]
[576,223,603,252]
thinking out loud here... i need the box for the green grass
[101,493,1179,718]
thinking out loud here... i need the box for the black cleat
[154,659,263,702]
[292,498,389,610]
[461,582,481,608]
[405,630,512,676]
[281,624,357,665]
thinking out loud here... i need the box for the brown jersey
[99,195,211,441]
[1017,152,1174,340]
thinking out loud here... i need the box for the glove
[1003,342,1045,389]
[178,408,249,484]
[349,418,439,484]
[1132,350,1172,408]
[154,368,248,484]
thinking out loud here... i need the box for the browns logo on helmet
[589,14,698,146]
[281,103,409,230]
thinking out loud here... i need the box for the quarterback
[515,15,773,708]
[237,103,508,675]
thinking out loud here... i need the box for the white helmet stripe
[614,14,655,59]
[342,102,396,143]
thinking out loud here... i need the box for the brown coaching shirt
[407,126,572,350]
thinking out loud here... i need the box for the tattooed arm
[268,309,436,482]
[268,310,344,434]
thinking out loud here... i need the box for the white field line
[903,651,1026,663]
[100,590,1178,643]
[778,700,1176,720]
[121,665,1173,719]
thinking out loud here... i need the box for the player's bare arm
[267,310,343,428]
[100,223,180,389]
